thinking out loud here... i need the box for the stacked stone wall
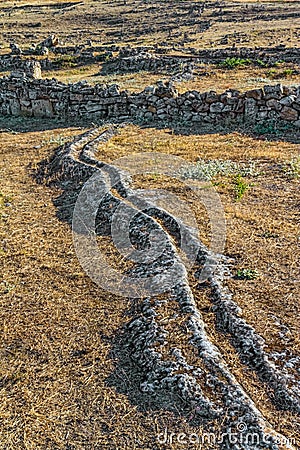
[0,72,299,127]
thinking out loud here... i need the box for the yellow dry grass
[0,0,299,51]
[38,63,299,94]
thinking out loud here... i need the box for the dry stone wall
[0,53,109,73]
[102,45,300,74]
[0,70,299,127]
[4,42,300,77]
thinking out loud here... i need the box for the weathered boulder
[32,99,54,118]
[244,98,258,122]
[210,102,224,113]
[263,84,284,100]
[280,106,298,121]
[279,95,297,107]
[10,42,22,55]
[39,35,59,49]
[245,88,263,100]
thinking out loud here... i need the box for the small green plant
[254,120,278,135]
[0,192,13,208]
[267,68,277,78]
[261,230,279,239]
[267,67,294,79]
[236,268,260,280]
[282,68,294,77]
[179,159,260,182]
[281,156,300,179]
[219,57,251,69]
[256,59,267,68]
[233,174,249,201]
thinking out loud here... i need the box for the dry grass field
[0,0,299,51]
[0,1,300,449]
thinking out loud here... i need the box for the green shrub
[179,159,259,182]
[236,268,260,280]
[254,120,278,135]
[281,156,300,179]
[233,174,249,200]
[219,57,251,69]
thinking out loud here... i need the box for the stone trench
[34,126,300,450]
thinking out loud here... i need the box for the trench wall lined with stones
[0,72,299,126]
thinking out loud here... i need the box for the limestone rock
[39,35,59,49]
[10,42,22,55]
[280,106,298,121]
[263,84,284,100]
[245,88,263,100]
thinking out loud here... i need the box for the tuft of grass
[236,268,260,280]
[179,159,240,181]
[41,135,70,146]
[0,192,13,208]
[261,230,279,239]
[53,55,78,69]
[0,280,16,294]
[281,156,300,179]
[233,174,249,201]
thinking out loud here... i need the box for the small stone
[10,42,22,55]
[245,88,263,100]
[280,106,298,121]
[205,91,219,104]
[148,105,156,113]
[108,84,120,96]
[279,95,296,107]
[293,119,300,128]
[39,34,59,48]
[263,84,284,100]
[209,102,224,113]
[266,99,282,111]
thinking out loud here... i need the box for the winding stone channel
[36,126,299,450]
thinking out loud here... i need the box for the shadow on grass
[1,114,300,144]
